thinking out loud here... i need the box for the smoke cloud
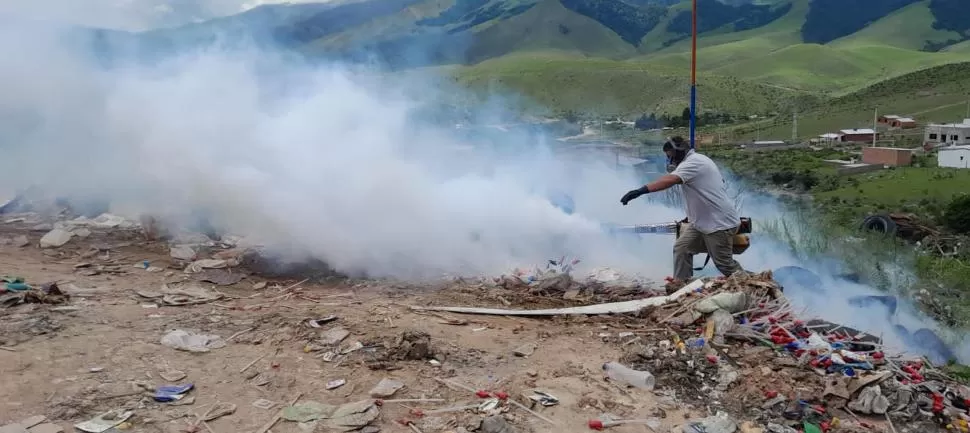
[0,7,965,363]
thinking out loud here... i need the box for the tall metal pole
[689,0,698,149]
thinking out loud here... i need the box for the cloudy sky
[0,0,326,31]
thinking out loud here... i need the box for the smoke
[0,19,682,280]
[1,8,965,363]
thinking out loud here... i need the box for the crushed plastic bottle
[602,361,655,391]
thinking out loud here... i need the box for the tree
[942,195,970,234]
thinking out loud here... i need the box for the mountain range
[73,0,970,115]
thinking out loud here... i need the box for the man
[620,136,743,284]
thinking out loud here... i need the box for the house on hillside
[862,147,913,167]
[924,119,970,146]
[839,128,878,143]
[817,133,841,144]
[938,146,970,169]
[889,117,917,129]
[878,115,900,124]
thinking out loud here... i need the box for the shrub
[942,195,970,234]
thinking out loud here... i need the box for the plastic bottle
[602,362,655,391]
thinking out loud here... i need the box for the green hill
[446,53,807,115]
[722,62,970,141]
[87,0,970,116]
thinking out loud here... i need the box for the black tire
[861,215,898,235]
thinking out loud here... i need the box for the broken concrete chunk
[326,400,380,431]
[12,235,29,247]
[480,415,516,433]
[39,228,73,248]
[319,327,350,346]
[368,378,405,398]
[512,342,537,357]
[170,245,197,261]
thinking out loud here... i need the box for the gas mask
[662,137,689,172]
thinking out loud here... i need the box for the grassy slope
[723,62,970,140]
[815,168,970,207]
[447,54,799,115]
[944,40,970,52]
[467,0,638,60]
[829,1,961,51]
[637,0,807,68]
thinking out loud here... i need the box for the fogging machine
[606,217,753,269]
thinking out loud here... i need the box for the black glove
[620,186,649,205]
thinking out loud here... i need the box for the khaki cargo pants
[673,223,744,281]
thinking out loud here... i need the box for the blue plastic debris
[154,383,194,402]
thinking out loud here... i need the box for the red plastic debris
[409,409,425,418]
[820,421,831,432]
[764,390,778,399]
[588,420,605,430]
[706,355,719,364]
[475,390,491,398]
[872,352,884,360]
[493,391,509,400]
[933,393,945,413]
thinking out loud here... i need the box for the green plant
[942,194,970,234]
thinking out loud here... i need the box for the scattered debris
[160,329,226,353]
[512,342,537,357]
[369,378,405,398]
[74,410,133,433]
[39,228,73,248]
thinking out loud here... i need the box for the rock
[480,416,515,433]
[683,412,737,433]
[170,246,197,261]
[512,343,537,357]
[73,228,92,238]
[12,235,29,247]
[368,378,405,398]
[766,424,798,433]
[318,327,350,346]
[39,228,73,248]
[31,223,53,232]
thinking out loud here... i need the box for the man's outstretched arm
[620,174,683,205]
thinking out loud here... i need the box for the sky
[0,0,327,31]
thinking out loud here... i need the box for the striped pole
[689,0,697,149]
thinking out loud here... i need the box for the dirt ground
[0,221,697,433]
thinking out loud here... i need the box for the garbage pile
[494,257,659,302]
[618,272,970,433]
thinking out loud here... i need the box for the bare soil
[0,221,697,433]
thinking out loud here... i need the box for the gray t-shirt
[670,150,739,234]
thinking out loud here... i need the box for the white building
[938,145,970,169]
[924,119,970,146]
